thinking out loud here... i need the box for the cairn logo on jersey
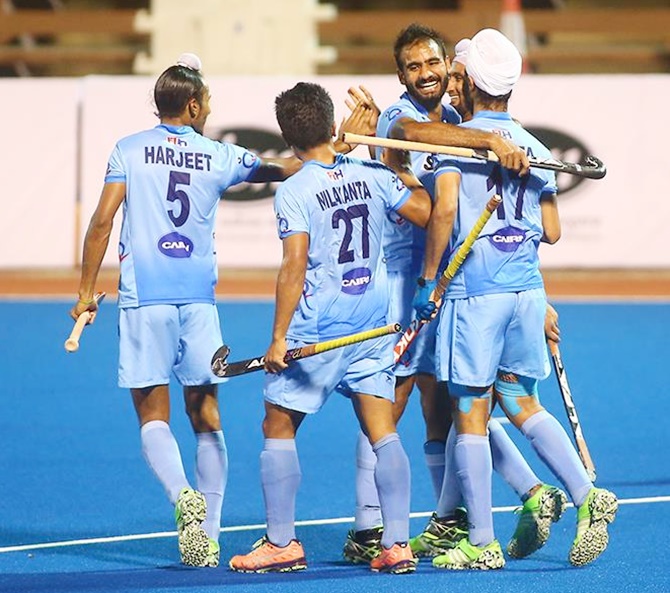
[489,226,526,252]
[342,267,372,295]
[158,232,193,258]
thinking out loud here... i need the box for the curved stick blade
[211,344,231,377]
[583,156,607,179]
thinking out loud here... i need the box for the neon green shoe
[433,538,505,570]
[342,526,383,564]
[569,488,618,566]
[174,487,209,566]
[204,538,220,568]
[410,509,469,557]
[507,484,567,558]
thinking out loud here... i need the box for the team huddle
[70,24,617,575]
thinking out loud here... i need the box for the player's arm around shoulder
[248,155,303,183]
[540,193,561,244]
[392,116,529,176]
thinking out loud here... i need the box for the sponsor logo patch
[489,226,526,252]
[158,232,193,258]
[341,267,372,295]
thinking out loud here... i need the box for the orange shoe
[229,536,307,573]
[370,542,417,574]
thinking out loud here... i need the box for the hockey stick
[211,322,402,378]
[342,133,607,180]
[64,292,106,353]
[394,194,502,363]
[548,340,597,482]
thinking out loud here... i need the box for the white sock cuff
[520,409,551,436]
[140,419,170,437]
[264,438,297,451]
[196,430,225,445]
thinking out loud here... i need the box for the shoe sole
[176,490,207,528]
[507,487,568,559]
[176,490,209,566]
[371,559,417,574]
[569,490,618,566]
[179,525,210,567]
[229,559,308,573]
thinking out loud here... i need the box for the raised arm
[248,156,303,183]
[335,85,380,156]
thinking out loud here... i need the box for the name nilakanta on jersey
[144,145,213,170]
[316,178,372,211]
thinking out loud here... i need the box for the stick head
[210,344,231,377]
[583,156,606,179]
[64,338,79,353]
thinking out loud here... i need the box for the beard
[406,78,447,112]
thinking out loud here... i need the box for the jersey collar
[156,124,193,134]
[472,110,513,122]
[400,91,452,122]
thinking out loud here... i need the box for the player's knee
[494,373,539,417]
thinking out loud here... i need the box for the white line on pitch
[0,494,668,555]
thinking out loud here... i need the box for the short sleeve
[275,184,309,240]
[434,155,463,179]
[382,169,412,212]
[539,169,558,198]
[216,142,262,186]
[104,143,126,183]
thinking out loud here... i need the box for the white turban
[176,52,202,72]
[452,38,470,66]
[465,28,522,97]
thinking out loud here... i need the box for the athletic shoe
[409,508,469,557]
[433,538,505,570]
[342,526,383,564]
[229,536,307,573]
[369,542,417,574]
[174,487,209,567]
[203,538,220,568]
[569,487,618,566]
[507,484,568,558]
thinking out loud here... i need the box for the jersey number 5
[167,170,191,227]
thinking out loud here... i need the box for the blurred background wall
[1,0,668,272]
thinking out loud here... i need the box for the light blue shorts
[388,270,436,377]
[118,303,224,389]
[435,289,550,387]
[264,334,396,414]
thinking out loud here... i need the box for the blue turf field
[0,299,668,593]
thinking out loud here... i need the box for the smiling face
[397,38,449,113]
[447,61,473,120]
